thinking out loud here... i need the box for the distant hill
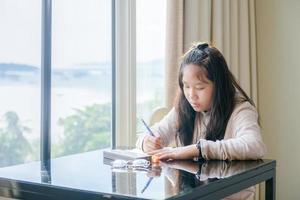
[0,59,164,72]
[0,60,164,86]
[0,63,39,72]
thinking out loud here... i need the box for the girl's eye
[184,85,190,89]
[196,87,205,90]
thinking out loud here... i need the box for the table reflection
[110,159,263,200]
[41,159,51,184]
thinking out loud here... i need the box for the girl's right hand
[143,135,162,153]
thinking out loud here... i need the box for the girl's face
[182,64,214,112]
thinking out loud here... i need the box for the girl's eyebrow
[199,80,210,85]
[183,81,207,85]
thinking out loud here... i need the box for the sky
[0,0,166,68]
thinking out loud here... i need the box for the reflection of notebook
[103,148,151,165]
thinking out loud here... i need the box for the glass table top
[0,149,272,200]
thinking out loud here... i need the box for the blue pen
[141,118,155,136]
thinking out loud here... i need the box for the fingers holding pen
[143,135,162,153]
[153,136,162,148]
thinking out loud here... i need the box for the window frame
[114,0,137,148]
[41,0,52,170]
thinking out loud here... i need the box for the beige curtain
[165,0,184,109]
[165,0,258,107]
[165,0,260,199]
[210,0,258,105]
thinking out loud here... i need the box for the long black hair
[175,42,253,145]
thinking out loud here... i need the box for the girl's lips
[191,103,201,108]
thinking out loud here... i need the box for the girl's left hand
[149,146,197,160]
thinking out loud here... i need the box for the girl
[136,42,266,161]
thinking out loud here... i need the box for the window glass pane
[0,0,41,167]
[136,0,166,130]
[52,0,112,157]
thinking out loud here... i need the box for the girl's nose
[189,89,197,100]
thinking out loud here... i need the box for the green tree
[53,103,111,157]
[54,94,163,158]
[0,111,32,167]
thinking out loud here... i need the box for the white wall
[255,0,300,199]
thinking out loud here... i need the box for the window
[51,0,112,157]
[0,0,41,167]
[136,0,166,131]
[0,0,112,164]
[0,0,166,164]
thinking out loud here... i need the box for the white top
[136,101,266,160]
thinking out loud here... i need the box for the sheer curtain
[165,0,260,199]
